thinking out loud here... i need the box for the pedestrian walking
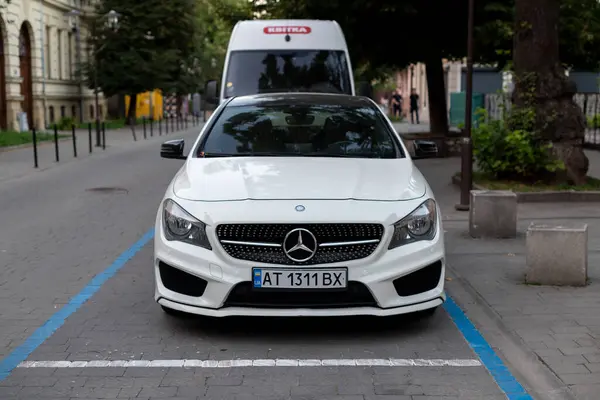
[409,88,420,124]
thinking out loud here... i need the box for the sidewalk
[418,157,600,400]
[0,120,203,184]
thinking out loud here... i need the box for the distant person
[379,94,389,114]
[391,89,403,118]
[409,88,420,124]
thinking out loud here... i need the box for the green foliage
[472,108,564,181]
[55,117,76,130]
[194,0,251,88]
[473,0,600,71]
[87,0,248,99]
[588,114,600,128]
[0,130,64,148]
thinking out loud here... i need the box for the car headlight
[388,199,437,249]
[162,199,212,250]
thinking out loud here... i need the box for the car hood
[172,157,426,201]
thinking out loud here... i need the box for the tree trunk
[127,93,137,141]
[425,56,449,137]
[513,0,588,184]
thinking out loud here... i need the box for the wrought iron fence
[482,92,600,149]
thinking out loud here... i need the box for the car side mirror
[205,80,218,105]
[160,139,187,160]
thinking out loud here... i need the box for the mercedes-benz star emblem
[295,205,305,212]
[283,228,317,262]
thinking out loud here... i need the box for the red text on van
[263,26,312,34]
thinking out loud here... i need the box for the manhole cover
[85,187,129,194]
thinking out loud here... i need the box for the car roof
[226,93,377,108]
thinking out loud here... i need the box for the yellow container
[125,90,164,120]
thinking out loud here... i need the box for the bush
[471,107,564,181]
[55,117,76,130]
[588,114,600,128]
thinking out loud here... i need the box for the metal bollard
[150,118,153,137]
[171,115,175,132]
[142,117,147,139]
[165,116,169,134]
[88,123,92,153]
[95,120,101,147]
[32,128,39,168]
[102,122,106,150]
[53,124,60,162]
[72,125,77,157]
[158,117,162,136]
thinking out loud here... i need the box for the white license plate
[252,268,348,289]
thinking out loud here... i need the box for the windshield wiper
[200,152,245,158]
[200,152,303,158]
[302,152,385,158]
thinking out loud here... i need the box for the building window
[68,32,73,79]
[57,30,63,79]
[61,106,66,118]
[45,26,51,79]
[49,106,55,123]
[72,105,77,118]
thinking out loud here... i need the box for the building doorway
[0,18,7,130]
[19,23,34,129]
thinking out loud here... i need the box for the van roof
[227,19,348,51]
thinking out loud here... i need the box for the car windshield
[223,50,352,98]
[197,103,404,159]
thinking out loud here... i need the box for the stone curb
[452,175,600,202]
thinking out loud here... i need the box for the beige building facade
[0,0,106,132]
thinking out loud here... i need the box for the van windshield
[223,50,352,98]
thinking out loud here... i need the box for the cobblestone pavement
[418,157,600,400]
[1,132,588,399]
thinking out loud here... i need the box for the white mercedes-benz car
[154,93,445,318]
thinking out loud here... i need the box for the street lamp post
[66,9,83,124]
[455,0,475,211]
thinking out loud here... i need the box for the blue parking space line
[444,296,533,400]
[0,228,155,381]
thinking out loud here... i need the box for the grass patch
[0,130,67,148]
[454,171,600,192]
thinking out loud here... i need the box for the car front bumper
[154,216,446,317]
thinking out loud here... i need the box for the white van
[204,19,359,105]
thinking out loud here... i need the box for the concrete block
[469,190,517,238]
[525,222,588,286]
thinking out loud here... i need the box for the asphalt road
[0,132,524,399]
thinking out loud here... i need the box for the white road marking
[17,358,482,368]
